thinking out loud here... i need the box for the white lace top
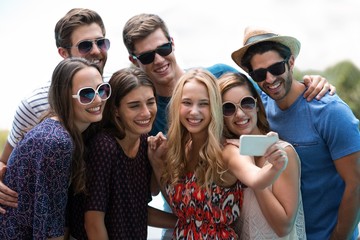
[235,141,306,240]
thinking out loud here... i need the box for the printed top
[166,172,243,239]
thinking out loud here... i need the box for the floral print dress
[166,172,243,239]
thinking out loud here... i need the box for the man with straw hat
[232,26,360,240]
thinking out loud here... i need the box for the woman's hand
[148,132,168,192]
[147,132,167,169]
[264,132,288,172]
[0,163,18,214]
[148,132,167,150]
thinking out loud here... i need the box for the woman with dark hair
[218,72,305,239]
[68,67,176,240]
[0,57,109,239]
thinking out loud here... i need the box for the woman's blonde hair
[162,68,226,190]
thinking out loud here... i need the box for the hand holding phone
[239,134,279,156]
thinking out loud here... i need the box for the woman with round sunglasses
[148,68,289,239]
[67,67,176,240]
[218,72,305,239]
[0,8,111,214]
[0,57,109,240]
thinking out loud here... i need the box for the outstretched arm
[253,145,301,237]
[224,138,288,189]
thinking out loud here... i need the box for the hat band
[245,33,278,45]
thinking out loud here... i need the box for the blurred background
[1,0,360,238]
[1,0,360,131]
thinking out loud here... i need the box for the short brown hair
[122,13,170,54]
[55,8,106,49]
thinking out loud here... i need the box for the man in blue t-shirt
[231,26,360,240]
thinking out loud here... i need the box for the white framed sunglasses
[72,82,111,105]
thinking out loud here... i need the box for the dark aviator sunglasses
[132,41,173,65]
[68,38,110,55]
[72,82,111,105]
[249,57,289,82]
[222,96,257,117]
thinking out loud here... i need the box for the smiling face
[116,85,157,137]
[71,66,106,132]
[222,85,260,136]
[60,23,108,72]
[179,79,211,137]
[250,51,293,102]
[130,28,183,96]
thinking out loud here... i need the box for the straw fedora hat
[231,26,301,72]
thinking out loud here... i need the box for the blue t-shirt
[262,90,360,240]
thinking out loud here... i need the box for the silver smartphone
[239,134,279,156]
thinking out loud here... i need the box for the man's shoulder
[308,93,349,111]
[205,63,239,78]
[24,81,51,100]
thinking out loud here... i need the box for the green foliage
[295,61,360,120]
[0,130,8,155]
[324,61,360,119]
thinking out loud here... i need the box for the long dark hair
[49,57,101,193]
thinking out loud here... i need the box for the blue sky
[1,0,360,129]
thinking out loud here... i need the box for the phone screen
[239,135,278,156]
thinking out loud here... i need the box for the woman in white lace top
[218,72,306,239]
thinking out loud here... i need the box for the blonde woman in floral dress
[149,68,289,239]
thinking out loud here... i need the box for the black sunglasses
[222,96,257,117]
[69,38,110,55]
[249,57,289,82]
[132,41,172,65]
[72,82,111,105]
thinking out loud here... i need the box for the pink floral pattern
[166,172,243,239]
